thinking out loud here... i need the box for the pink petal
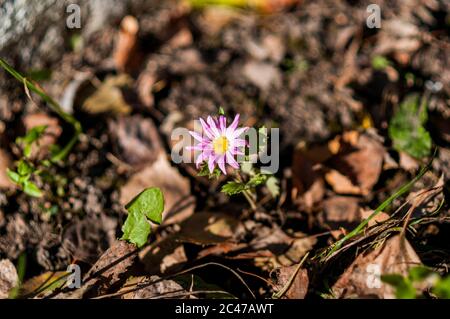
[207,116,221,137]
[189,130,205,142]
[208,154,216,173]
[226,152,239,169]
[218,158,227,175]
[233,138,247,147]
[195,152,206,168]
[219,115,227,134]
[199,118,214,139]
[227,114,240,133]
[232,127,248,139]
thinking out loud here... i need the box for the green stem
[0,58,82,163]
[234,173,257,211]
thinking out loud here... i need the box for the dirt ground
[0,0,449,299]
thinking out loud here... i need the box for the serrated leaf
[23,181,43,197]
[221,181,246,195]
[389,94,431,159]
[125,187,164,224]
[247,173,267,187]
[198,162,221,179]
[18,160,33,176]
[121,210,151,248]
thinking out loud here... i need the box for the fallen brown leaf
[63,240,137,298]
[120,275,187,299]
[108,115,163,168]
[120,153,195,225]
[320,196,360,230]
[273,265,309,299]
[139,234,187,274]
[82,74,133,115]
[328,132,385,195]
[332,235,422,299]
[178,212,242,245]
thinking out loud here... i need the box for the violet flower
[187,114,248,175]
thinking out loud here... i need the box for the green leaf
[125,187,164,224]
[247,173,267,187]
[198,162,221,179]
[23,144,32,158]
[371,55,391,70]
[18,125,47,146]
[408,266,433,282]
[433,276,450,299]
[221,181,246,195]
[218,106,225,115]
[7,169,20,184]
[27,69,52,82]
[121,187,165,248]
[382,274,416,299]
[121,210,151,248]
[17,160,33,176]
[388,94,432,159]
[23,181,43,198]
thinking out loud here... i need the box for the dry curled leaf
[328,132,385,195]
[273,265,309,299]
[71,240,138,298]
[120,275,186,299]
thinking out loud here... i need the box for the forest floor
[0,0,449,299]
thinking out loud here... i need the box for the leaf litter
[0,0,449,300]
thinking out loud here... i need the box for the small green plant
[0,58,81,163]
[0,58,82,199]
[121,187,165,248]
[389,93,432,159]
[382,266,450,299]
[7,126,50,197]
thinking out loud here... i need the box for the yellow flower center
[213,136,228,155]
